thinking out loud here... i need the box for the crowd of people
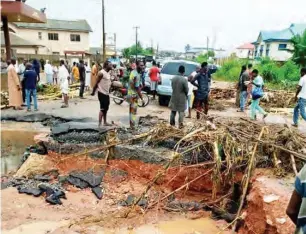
[6,56,306,130]
[236,64,306,127]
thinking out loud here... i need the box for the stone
[67,176,89,189]
[34,175,51,182]
[69,171,104,188]
[92,187,103,200]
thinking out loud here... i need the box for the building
[4,18,92,57]
[1,32,44,56]
[253,23,306,61]
[185,47,224,59]
[235,43,255,59]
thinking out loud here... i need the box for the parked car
[157,60,200,106]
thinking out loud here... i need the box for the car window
[161,62,197,76]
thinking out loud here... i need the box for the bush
[214,58,300,90]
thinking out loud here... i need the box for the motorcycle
[111,82,150,107]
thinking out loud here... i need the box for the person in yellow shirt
[72,62,79,82]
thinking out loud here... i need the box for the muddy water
[1,121,50,175]
[2,218,227,234]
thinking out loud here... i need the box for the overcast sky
[27,0,306,51]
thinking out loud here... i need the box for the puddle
[1,121,50,175]
[2,218,227,234]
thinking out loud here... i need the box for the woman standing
[90,62,98,90]
[249,69,268,120]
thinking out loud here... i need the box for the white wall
[10,25,90,56]
[254,36,293,61]
[268,42,293,61]
[235,49,252,59]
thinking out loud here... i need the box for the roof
[1,1,46,23]
[257,23,306,43]
[237,43,255,50]
[13,19,92,32]
[1,32,43,47]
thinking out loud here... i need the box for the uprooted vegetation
[2,113,305,232]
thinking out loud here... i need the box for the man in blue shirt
[191,62,211,119]
[287,164,306,233]
[23,63,38,111]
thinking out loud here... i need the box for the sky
[27,0,306,52]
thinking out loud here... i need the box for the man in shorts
[91,61,113,127]
[58,60,70,108]
[191,62,211,119]
[148,61,160,100]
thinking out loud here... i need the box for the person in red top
[149,61,160,100]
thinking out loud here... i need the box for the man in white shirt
[58,60,70,108]
[293,68,306,127]
[18,59,27,104]
[44,60,53,84]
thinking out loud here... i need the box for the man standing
[292,68,306,127]
[7,59,23,110]
[237,65,250,112]
[18,59,27,104]
[72,62,79,83]
[78,60,86,98]
[191,62,211,119]
[91,61,113,127]
[24,63,38,111]
[91,62,98,90]
[245,63,253,108]
[85,62,91,91]
[169,65,188,128]
[149,61,160,100]
[127,61,144,130]
[58,60,70,108]
[44,60,53,84]
[286,164,306,233]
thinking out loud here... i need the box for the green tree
[195,51,215,63]
[290,30,306,67]
[122,48,130,58]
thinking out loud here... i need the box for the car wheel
[158,95,169,106]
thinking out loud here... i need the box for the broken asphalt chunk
[92,187,103,200]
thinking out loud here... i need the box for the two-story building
[253,23,306,61]
[4,18,92,58]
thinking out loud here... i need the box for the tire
[113,90,124,105]
[158,95,169,106]
[138,92,150,107]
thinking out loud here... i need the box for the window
[1,49,4,54]
[52,52,60,55]
[259,45,264,57]
[266,44,270,57]
[278,44,287,50]
[254,46,258,57]
[70,34,81,42]
[48,33,58,41]
[161,62,197,76]
[38,32,42,40]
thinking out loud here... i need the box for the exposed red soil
[238,169,295,234]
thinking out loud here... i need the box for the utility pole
[206,36,209,54]
[133,26,139,61]
[102,0,106,62]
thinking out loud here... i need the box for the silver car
[156,60,200,106]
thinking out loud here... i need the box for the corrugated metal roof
[1,32,43,47]
[14,19,92,32]
[259,23,306,42]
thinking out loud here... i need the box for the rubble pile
[261,90,296,108]
[1,91,9,106]
[210,88,236,99]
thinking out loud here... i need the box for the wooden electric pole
[102,0,106,62]
[133,26,139,61]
